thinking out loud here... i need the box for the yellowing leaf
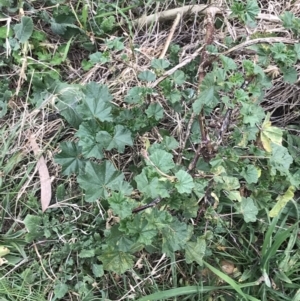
[226,191,242,202]
[144,137,150,150]
[0,246,10,257]
[269,186,295,217]
[220,260,236,275]
[0,258,8,266]
[238,132,248,147]
[0,246,9,265]
[260,113,283,152]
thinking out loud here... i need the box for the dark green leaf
[245,0,260,23]
[77,97,112,122]
[240,165,260,184]
[162,136,179,150]
[271,43,296,66]
[271,43,287,60]
[95,131,112,150]
[145,103,164,120]
[281,66,298,84]
[148,149,175,173]
[14,16,33,43]
[54,142,85,176]
[193,87,220,113]
[193,179,208,198]
[99,247,134,274]
[50,22,67,35]
[135,169,170,198]
[0,0,12,9]
[89,51,110,64]
[231,2,245,19]
[109,177,133,196]
[171,70,185,85]
[238,197,258,223]
[240,102,265,126]
[23,215,43,242]
[50,21,81,36]
[287,133,300,164]
[215,176,240,191]
[161,219,193,255]
[76,120,104,159]
[220,55,237,71]
[55,85,83,129]
[294,43,300,59]
[289,170,300,189]
[166,90,182,103]
[54,282,68,299]
[145,208,173,230]
[151,58,170,69]
[106,38,124,50]
[270,143,293,175]
[193,73,220,114]
[253,64,265,77]
[124,216,157,245]
[106,226,135,252]
[77,161,124,202]
[85,82,112,102]
[0,101,7,118]
[125,86,149,104]
[175,170,194,194]
[0,89,11,101]
[92,264,104,278]
[280,11,295,29]
[108,192,136,219]
[105,125,133,152]
[77,82,113,121]
[182,197,199,218]
[138,70,156,82]
[79,249,95,258]
[185,237,206,265]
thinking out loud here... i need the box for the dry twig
[159,12,182,59]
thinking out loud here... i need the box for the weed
[1,0,300,300]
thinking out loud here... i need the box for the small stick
[150,45,204,88]
[131,5,214,27]
[159,12,181,59]
[176,112,195,165]
[187,6,217,170]
[129,4,282,28]
[132,196,162,213]
[217,108,233,144]
[221,37,298,56]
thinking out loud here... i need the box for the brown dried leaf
[29,134,52,212]
[220,260,235,275]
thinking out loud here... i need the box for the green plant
[49,27,299,301]
[1,0,300,300]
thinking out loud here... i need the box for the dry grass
[73,0,300,130]
[2,0,300,219]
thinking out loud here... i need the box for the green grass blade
[262,224,296,270]
[261,212,279,258]
[292,289,300,301]
[203,260,251,300]
[136,280,262,301]
[62,37,73,62]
